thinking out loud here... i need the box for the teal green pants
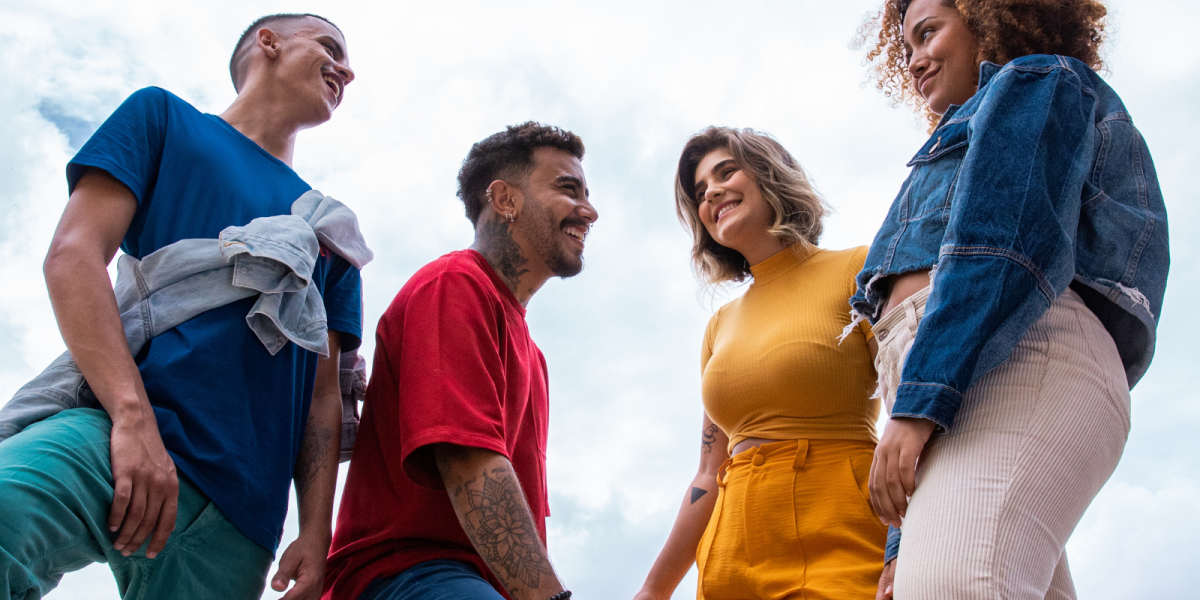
[0,409,273,600]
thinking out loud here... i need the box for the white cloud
[0,0,1194,598]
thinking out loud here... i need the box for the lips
[917,67,939,98]
[562,219,590,245]
[714,199,741,222]
[322,73,343,103]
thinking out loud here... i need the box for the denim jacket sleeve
[893,57,1098,429]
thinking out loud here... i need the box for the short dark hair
[229,13,342,92]
[456,122,585,225]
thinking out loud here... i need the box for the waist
[724,439,876,480]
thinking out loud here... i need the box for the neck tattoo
[479,214,529,292]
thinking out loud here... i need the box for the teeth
[564,227,586,242]
[718,201,740,219]
[323,76,340,100]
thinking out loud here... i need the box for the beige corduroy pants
[874,286,1130,600]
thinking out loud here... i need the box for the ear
[256,27,281,60]
[485,180,524,220]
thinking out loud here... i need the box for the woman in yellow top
[633,127,886,600]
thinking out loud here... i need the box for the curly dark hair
[456,121,585,225]
[857,0,1108,128]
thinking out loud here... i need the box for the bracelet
[549,591,572,600]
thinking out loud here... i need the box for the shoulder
[989,55,1095,93]
[407,251,499,300]
[120,87,183,113]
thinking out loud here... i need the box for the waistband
[720,439,876,486]
[873,285,931,344]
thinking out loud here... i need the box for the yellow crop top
[701,244,879,453]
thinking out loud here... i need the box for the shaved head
[228,13,342,91]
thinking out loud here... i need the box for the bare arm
[634,413,730,600]
[44,167,178,558]
[271,332,343,599]
[435,444,565,600]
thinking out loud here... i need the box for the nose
[704,184,724,205]
[336,62,355,85]
[908,52,928,81]
[578,198,599,224]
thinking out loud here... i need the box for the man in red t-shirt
[324,122,597,600]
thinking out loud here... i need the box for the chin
[548,253,584,279]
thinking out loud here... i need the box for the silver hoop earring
[507,213,515,223]
[486,190,493,203]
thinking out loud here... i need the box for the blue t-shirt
[67,87,363,553]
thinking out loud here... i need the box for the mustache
[561,217,591,230]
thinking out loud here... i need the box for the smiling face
[692,148,777,258]
[271,17,355,125]
[515,147,598,278]
[903,0,979,115]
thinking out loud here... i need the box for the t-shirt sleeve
[396,271,511,489]
[701,309,720,374]
[322,255,363,352]
[67,87,170,204]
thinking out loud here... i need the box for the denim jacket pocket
[901,120,969,224]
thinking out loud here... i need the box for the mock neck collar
[749,243,817,286]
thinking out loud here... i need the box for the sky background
[1,0,1196,598]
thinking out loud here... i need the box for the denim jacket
[851,54,1168,431]
[854,55,1169,564]
[0,190,373,459]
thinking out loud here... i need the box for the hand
[870,417,935,527]
[271,532,332,600]
[108,412,178,559]
[875,558,896,600]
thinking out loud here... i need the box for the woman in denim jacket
[852,0,1168,598]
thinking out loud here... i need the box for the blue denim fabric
[850,55,1169,430]
[358,560,505,600]
[0,190,372,444]
[884,525,901,563]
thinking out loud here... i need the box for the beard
[522,197,585,278]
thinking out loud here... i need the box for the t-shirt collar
[749,242,817,286]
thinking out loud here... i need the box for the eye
[720,167,736,180]
[921,27,934,41]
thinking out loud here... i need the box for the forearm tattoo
[479,214,529,290]
[702,424,718,454]
[294,424,333,501]
[454,467,549,590]
[690,487,709,504]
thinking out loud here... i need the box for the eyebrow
[556,175,589,198]
[908,16,935,42]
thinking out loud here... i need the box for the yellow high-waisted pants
[696,439,886,600]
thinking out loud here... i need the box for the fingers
[147,483,179,558]
[112,487,148,554]
[272,549,300,593]
[884,449,909,521]
[108,475,133,532]
[868,447,889,524]
[276,555,319,600]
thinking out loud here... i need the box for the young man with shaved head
[0,13,361,600]
[324,123,598,600]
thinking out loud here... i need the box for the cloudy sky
[2,0,1196,598]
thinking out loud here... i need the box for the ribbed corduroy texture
[877,287,1129,600]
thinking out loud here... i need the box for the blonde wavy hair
[675,127,828,286]
[856,0,1108,130]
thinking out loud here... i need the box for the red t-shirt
[323,250,550,600]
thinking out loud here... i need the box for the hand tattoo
[458,467,548,589]
[702,424,718,454]
[479,214,529,291]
